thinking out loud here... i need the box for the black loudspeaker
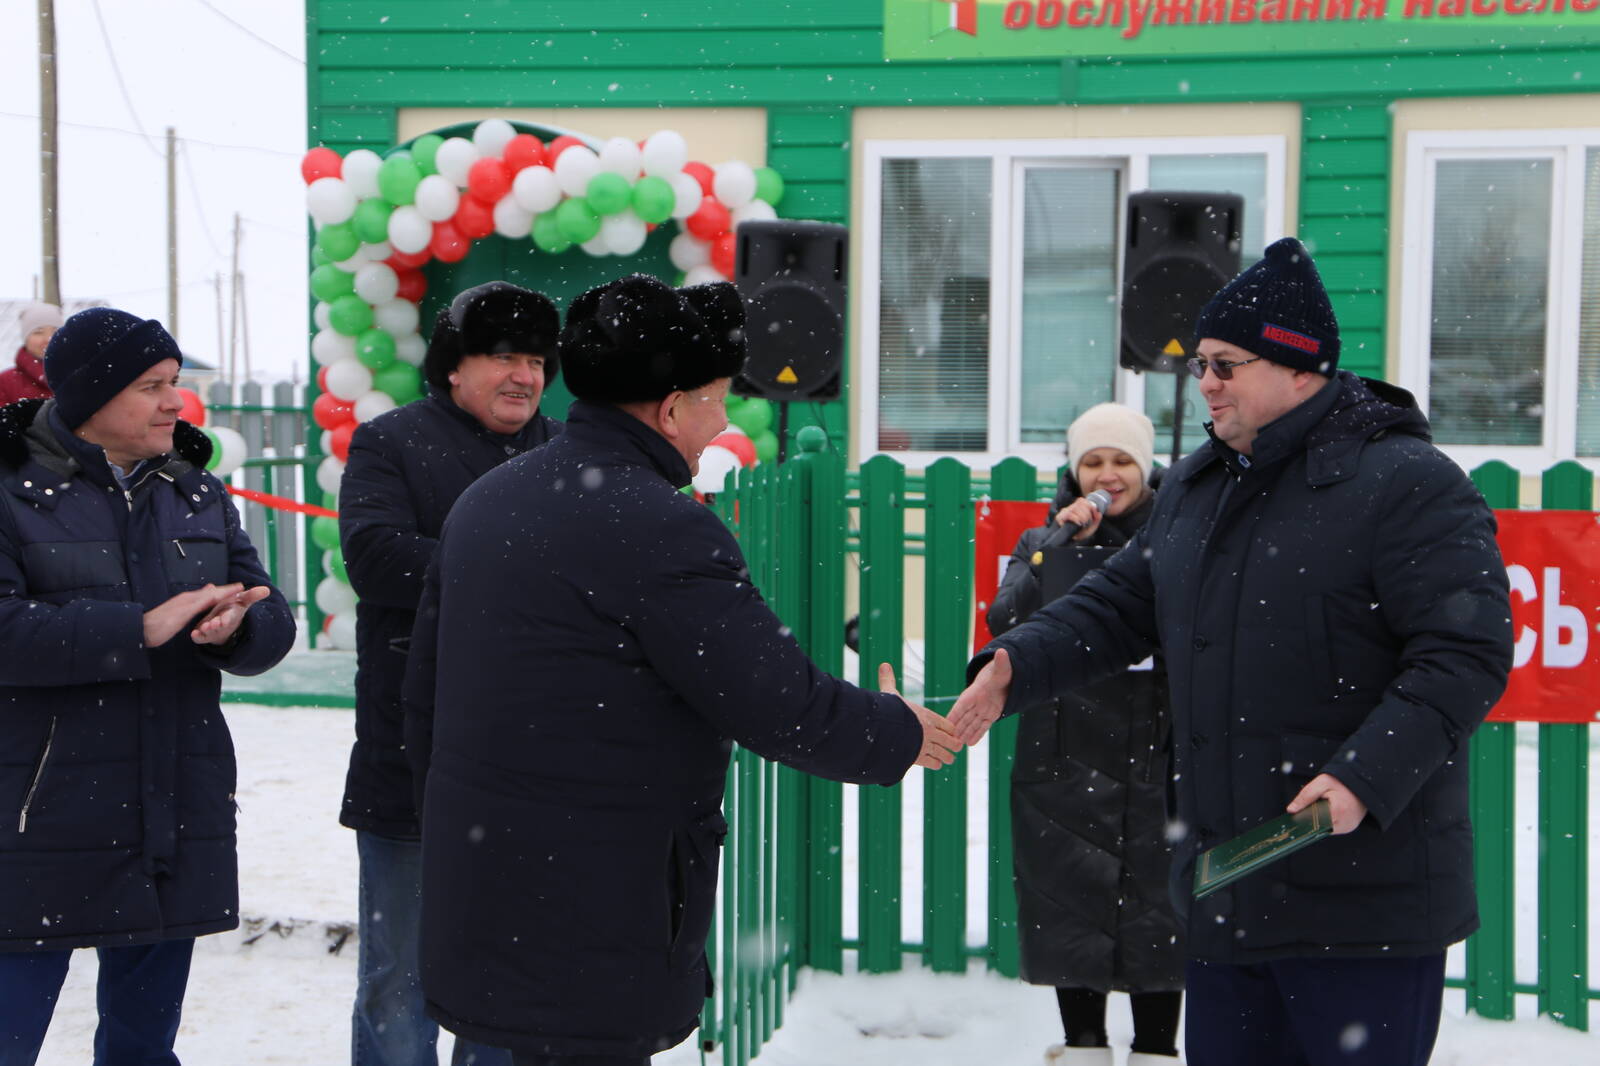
[732,220,847,401]
[1120,192,1244,373]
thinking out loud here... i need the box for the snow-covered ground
[37,705,1599,1065]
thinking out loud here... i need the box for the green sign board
[884,0,1600,60]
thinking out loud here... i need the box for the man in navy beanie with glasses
[0,307,294,1063]
[953,238,1512,1066]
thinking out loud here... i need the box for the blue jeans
[0,939,193,1066]
[354,831,512,1066]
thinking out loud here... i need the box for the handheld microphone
[1037,489,1113,554]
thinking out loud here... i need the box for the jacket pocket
[18,717,58,834]
[1280,731,1420,889]
[667,810,728,971]
[163,536,229,590]
[1302,595,1335,700]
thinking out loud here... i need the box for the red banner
[973,499,1049,652]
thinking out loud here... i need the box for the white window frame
[1400,128,1600,473]
[859,135,1287,469]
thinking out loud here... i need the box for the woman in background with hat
[988,403,1185,1066]
[0,301,63,405]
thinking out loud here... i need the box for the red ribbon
[226,484,338,519]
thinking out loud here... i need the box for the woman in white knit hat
[0,301,63,405]
[988,402,1185,1065]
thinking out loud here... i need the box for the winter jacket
[403,401,923,1060]
[974,372,1512,965]
[0,348,51,406]
[0,398,295,951]
[988,480,1184,992]
[337,387,560,839]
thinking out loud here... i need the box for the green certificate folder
[1192,799,1333,900]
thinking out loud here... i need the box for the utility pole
[39,0,60,305]
[229,213,241,383]
[213,272,224,372]
[166,127,178,336]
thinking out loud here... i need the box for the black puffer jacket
[337,387,560,838]
[974,372,1512,964]
[988,475,1183,992]
[0,399,295,950]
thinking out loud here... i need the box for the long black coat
[0,399,295,951]
[988,481,1183,992]
[975,373,1512,964]
[337,388,560,838]
[403,402,922,1060]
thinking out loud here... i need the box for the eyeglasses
[1186,355,1264,380]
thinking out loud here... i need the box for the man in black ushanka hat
[952,239,1512,1066]
[402,274,961,1066]
[338,280,560,1066]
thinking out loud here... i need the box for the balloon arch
[299,119,786,649]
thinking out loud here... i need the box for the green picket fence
[698,440,1595,1063]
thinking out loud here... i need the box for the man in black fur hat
[0,307,294,1062]
[338,281,561,1066]
[402,274,961,1066]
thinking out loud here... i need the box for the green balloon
[729,397,774,437]
[356,328,397,370]
[532,210,573,254]
[556,198,601,244]
[374,362,423,404]
[311,246,331,267]
[752,429,779,465]
[585,172,632,217]
[312,515,341,552]
[309,264,355,304]
[351,198,395,245]
[631,175,675,224]
[201,428,222,471]
[326,546,348,583]
[411,134,444,176]
[754,167,785,206]
[316,222,360,263]
[328,294,374,336]
[377,153,422,206]
[321,491,340,512]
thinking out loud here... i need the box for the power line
[0,111,302,159]
[178,140,227,259]
[189,0,303,64]
[87,0,163,158]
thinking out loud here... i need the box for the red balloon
[710,233,737,277]
[682,161,715,196]
[712,430,757,468]
[386,247,431,270]
[176,386,206,427]
[466,157,512,205]
[301,146,342,185]
[502,134,546,173]
[330,421,357,462]
[313,392,355,432]
[547,135,586,163]
[394,269,427,304]
[453,197,495,240]
[316,365,331,394]
[430,221,470,263]
[686,196,731,241]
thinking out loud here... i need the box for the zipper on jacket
[19,717,58,833]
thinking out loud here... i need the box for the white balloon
[311,329,356,367]
[554,145,601,198]
[601,212,647,257]
[325,358,374,401]
[316,455,346,497]
[353,263,399,305]
[208,425,249,478]
[333,251,369,273]
[598,137,642,179]
[580,234,611,257]
[386,205,431,253]
[493,197,534,239]
[316,577,358,618]
[691,445,742,495]
[341,150,383,200]
[395,333,427,367]
[328,612,359,651]
[732,199,778,226]
[373,299,420,337]
[313,301,333,332]
[363,240,392,262]
[684,264,727,286]
[641,130,688,178]
[306,177,356,226]
[713,161,757,210]
[473,118,517,158]
[511,166,562,213]
[670,173,704,219]
[413,174,460,222]
[434,137,479,187]
[669,232,711,272]
[354,390,397,423]
[320,429,333,455]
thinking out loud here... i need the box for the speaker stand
[1170,369,1187,466]
[776,400,791,463]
